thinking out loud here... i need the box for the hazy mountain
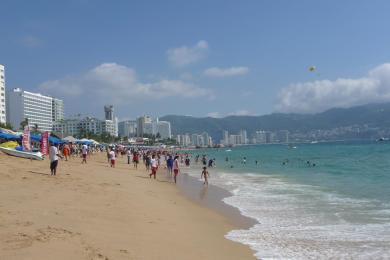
[160,102,390,141]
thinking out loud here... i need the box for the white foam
[184,167,390,259]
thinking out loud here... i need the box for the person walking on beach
[166,155,173,176]
[133,152,139,169]
[173,155,180,184]
[145,154,151,171]
[63,143,70,161]
[81,144,88,164]
[149,154,158,179]
[49,143,62,176]
[109,148,116,168]
[201,166,209,185]
[127,149,131,164]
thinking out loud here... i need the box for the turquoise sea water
[185,141,390,259]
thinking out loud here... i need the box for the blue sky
[2,0,390,120]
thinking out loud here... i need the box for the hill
[160,102,390,141]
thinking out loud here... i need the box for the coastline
[0,152,256,259]
[176,169,258,229]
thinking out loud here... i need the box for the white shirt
[82,145,88,155]
[49,146,59,162]
[109,150,116,160]
[151,158,158,168]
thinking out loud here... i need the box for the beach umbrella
[0,132,21,141]
[49,136,64,145]
[63,136,78,143]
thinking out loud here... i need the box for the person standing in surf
[201,166,209,185]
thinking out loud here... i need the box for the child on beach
[201,166,209,185]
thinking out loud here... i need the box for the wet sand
[0,152,255,260]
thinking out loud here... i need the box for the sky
[2,0,390,120]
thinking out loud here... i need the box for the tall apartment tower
[6,88,55,131]
[0,64,6,124]
[104,105,114,120]
[52,98,64,122]
[136,115,152,137]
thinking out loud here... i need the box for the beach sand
[0,152,255,260]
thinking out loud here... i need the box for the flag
[22,125,31,151]
[41,131,49,155]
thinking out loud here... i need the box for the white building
[254,130,267,144]
[177,134,191,146]
[53,117,117,138]
[222,130,229,145]
[191,134,204,146]
[6,88,56,131]
[52,98,64,122]
[0,65,6,124]
[240,130,248,144]
[156,120,171,139]
[118,120,137,138]
[137,115,153,137]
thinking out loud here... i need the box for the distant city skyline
[2,1,390,119]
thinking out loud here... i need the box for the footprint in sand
[2,226,80,250]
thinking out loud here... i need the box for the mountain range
[160,102,390,141]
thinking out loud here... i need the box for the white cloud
[39,63,212,104]
[167,40,208,67]
[206,112,221,118]
[204,66,249,77]
[275,63,390,114]
[227,110,255,116]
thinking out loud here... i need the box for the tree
[31,124,39,134]
[20,118,29,130]
[0,122,13,131]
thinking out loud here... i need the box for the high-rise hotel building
[0,64,6,124]
[6,88,64,132]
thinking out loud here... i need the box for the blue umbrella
[0,132,21,140]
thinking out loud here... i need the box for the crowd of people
[48,143,213,186]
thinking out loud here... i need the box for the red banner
[41,131,49,155]
[22,126,31,151]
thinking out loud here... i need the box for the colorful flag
[41,131,49,155]
[22,125,31,151]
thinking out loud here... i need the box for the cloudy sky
[2,0,390,120]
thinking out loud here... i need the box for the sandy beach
[0,152,255,260]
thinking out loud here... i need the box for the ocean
[183,141,390,259]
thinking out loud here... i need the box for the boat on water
[0,147,44,160]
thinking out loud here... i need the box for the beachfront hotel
[6,88,63,132]
[118,120,137,138]
[156,119,172,139]
[53,117,117,137]
[52,98,64,122]
[53,106,118,138]
[0,64,6,124]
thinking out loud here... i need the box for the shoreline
[0,152,256,259]
[176,170,258,229]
